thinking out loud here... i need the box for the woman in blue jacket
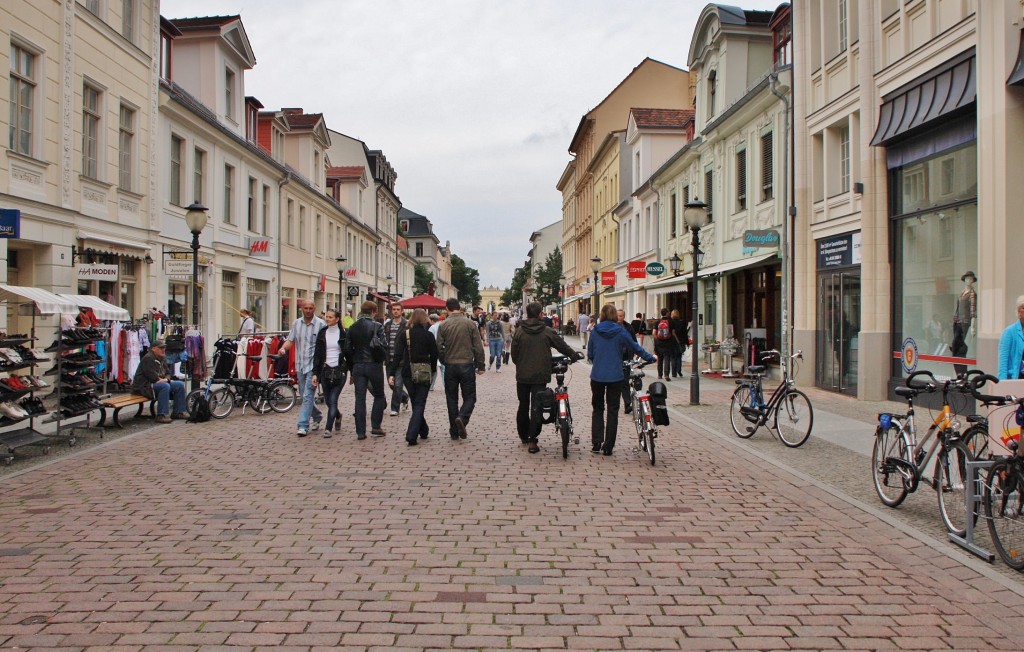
[998,295,1024,379]
[587,304,656,455]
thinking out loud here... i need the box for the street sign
[646,262,666,276]
[347,286,360,297]
[628,260,647,279]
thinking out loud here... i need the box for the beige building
[398,208,453,300]
[479,286,504,313]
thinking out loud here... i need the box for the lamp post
[334,254,347,316]
[558,274,566,332]
[770,69,793,365]
[590,256,602,317]
[669,252,682,277]
[386,273,393,299]
[683,198,709,405]
[184,202,208,391]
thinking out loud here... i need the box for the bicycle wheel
[872,424,910,507]
[185,389,203,417]
[208,387,234,419]
[729,385,756,438]
[560,420,570,459]
[644,426,656,465]
[936,440,973,537]
[984,459,1024,570]
[962,424,989,460]
[268,382,297,413]
[773,389,813,447]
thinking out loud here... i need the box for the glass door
[817,272,861,395]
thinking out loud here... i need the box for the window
[193,148,205,203]
[940,157,955,196]
[247,176,257,231]
[299,205,306,250]
[223,163,234,224]
[761,132,774,201]
[839,126,851,194]
[9,45,35,155]
[773,15,792,65]
[839,0,848,53]
[122,0,134,41]
[225,69,235,121]
[705,169,714,223]
[159,30,172,80]
[670,192,677,239]
[635,151,641,187]
[682,185,690,207]
[118,104,134,190]
[84,0,100,15]
[261,184,270,235]
[286,199,294,245]
[313,150,320,187]
[415,242,423,257]
[707,70,717,119]
[169,135,183,205]
[82,84,101,179]
[315,214,322,254]
[736,148,747,211]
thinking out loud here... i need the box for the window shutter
[705,169,714,223]
[736,149,747,210]
[761,132,774,201]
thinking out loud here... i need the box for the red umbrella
[398,293,447,309]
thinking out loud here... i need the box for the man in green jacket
[511,302,583,453]
[436,297,486,439]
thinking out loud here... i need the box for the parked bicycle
[624,358,668,465]
[983,427,1024,570]
[871,369,979,537]
[728,349,813,447]
[549,354,579,459]
[187,353,296,419]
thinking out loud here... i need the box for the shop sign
[76,263,119,280]
[628,260,647,279]
[318,275,327,292]
[247,237,271,257]
[742,229,780,255]
[164,259,194,278]
[566,284,575,295]
[901,337,919,374]
[347,286,360,297]
[0,209,20,238]
[817,232,861,269]
[344,268,358,277]
[647,262,666,276]
[601,271,616,286]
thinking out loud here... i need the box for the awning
[369,292,391,302]
[76,230,151,259]
[57,294,130,321]
[0,285,78,315]
[563,290,593,305]
[871,49,975,146]
[698,252,777,278]
[603,289,626,298]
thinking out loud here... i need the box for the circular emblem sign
[901,337,919,374]
[647,262,666,276]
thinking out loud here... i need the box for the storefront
[815,232,861,396]
[73,232,150,321]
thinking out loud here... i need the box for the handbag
[320,365,343,384]
[406,330,432,385]
[370,322,388,363]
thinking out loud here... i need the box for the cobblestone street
[1,356,1023,650]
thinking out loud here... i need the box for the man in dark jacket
[131,339,187,423]
[511,302,583,452]
[437,297,486,439]
[346,300,387,440]
[383,302,409,416]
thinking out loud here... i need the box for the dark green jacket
[511,318,580,385]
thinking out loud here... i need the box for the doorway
[817,271,860,395]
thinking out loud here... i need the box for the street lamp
[770,68,793,364]
[184,202,208,391]
[559,274,566,332]
[386,273,394,299]
[683,198,709,405]
[334,254,347,316]
[669,252,682,277]
[590,256,602,317]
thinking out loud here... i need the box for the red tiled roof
[285,113,323,128]
[631,108,695,129]
[327,166,364,180]
[169,16,240,31]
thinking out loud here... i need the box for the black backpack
[187,395,211,423]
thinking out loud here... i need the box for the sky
[166,0,787,288]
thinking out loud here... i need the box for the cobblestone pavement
[1,355,1023,650]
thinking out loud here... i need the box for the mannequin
[951,271,977,369]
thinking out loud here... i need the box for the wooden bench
[97,394,156,429]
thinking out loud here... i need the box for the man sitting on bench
[131,339,188,423]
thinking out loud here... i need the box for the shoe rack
[0,331,55,463]
[43,327,106,446]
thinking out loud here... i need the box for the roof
[169,15,239,30]
[281,108,324,128]
[326,166,364,180]
[631,108,694,129]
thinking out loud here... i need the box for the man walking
[511,302,582,453]
[486,311,505,372]
[577,312,590,347]
[347,300,388,439]
[384,302,410,415]
[279,299,324,436]
[437,297,485,439]
[652,308,678,381]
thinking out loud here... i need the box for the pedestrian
[428,313,444,389]
[543,311,554,328]
[346,300,388,439]
[551,311,561,332]
[473,306,487,342]
[652,308,677,381]
[486,311,505,372]
[238,308,256,336]
[511,302,582,454]
[501,313,512,365]
[577,312,591,347]
[130,339,188,423]
[617,308,638,413]
[383,302,410,416]
[311,308,347,437]
[279,299,325,436]
[436,297,486,439]
[588,304,655,455]
[388,308,438,445]
[997,295,1024,379]
[631,312,647,348]
[670,308,687,378]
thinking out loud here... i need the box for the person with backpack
[653,308,678,381]
[486,312,505,372]
[346,301,388,440]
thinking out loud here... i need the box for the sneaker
[496,368,502,373]
[357,433,367,440]
[371,428,386,437]
[389,410,399,417]
[592,445,602,453]
[309,420,321,431]
[297,428,308,437]
[323,431,332,438]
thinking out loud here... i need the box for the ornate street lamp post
[683,198,709,405]
[558,274,566,332]
[590,256,602,317]
[184,202,208,391]
[335,254,347,316]
[669,252,682,277]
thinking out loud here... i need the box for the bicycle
[983,428,1024,570]
[728,349,813,448]
[548,354,579,459]
[871,369,978,537]
[624,358,662,465]
[188,353,297,418]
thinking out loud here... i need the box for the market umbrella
[399,293,447,309]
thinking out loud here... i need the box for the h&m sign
[247,237,271,257]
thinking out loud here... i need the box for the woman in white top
[311,309,348,436]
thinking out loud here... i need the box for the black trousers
[655,341,676,378]
[516,382,546,443]
[351,362,386,435]
[591,379,621,452]
[404,381,430,442]
[443,363,478,435]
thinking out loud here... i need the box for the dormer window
[707,70,717,120]
[400,220,409,232]
[225,68,235,121]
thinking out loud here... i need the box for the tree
[502,262,530,309]
[532,247,563,307]
[450,254,481,306]
[413,263,434,295]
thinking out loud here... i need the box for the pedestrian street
[1,357,1023,650]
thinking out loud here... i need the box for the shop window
[247,278,268,327]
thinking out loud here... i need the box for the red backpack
[655,318,672,341]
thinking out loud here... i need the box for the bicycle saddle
[746,365,766,375]
[894,386,918,398]
[966,414,987,424]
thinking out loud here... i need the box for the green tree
[450,254,481,306]
[532,247,563,307]
[413,263,434,295]
[501,262,530,308]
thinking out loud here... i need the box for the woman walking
[311,308,347,437]
[587,304,655,455]
[389,308,439,445]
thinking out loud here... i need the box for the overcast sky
[167,0,786,288]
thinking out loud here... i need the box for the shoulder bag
[407,330,432,385]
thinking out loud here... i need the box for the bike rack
[948,458,995,562]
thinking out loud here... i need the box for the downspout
[277,170,291,329]
[769,71,791,364]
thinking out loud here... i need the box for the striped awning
[0,285,78,315]
[58,294,130,321]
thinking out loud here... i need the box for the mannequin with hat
[951,271,976,363]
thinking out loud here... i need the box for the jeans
[390,366,409,412]
[516,382,546,443]
[153,380,186,416]
[672,348,685,377]
[321,371,346,431]
[488,339,503,369]
[296,367,323,431]
[443,363,478,435]
[352,362,386,435]
[655,342,676,378]
[591,380,620,452]
[404,381,431,442]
